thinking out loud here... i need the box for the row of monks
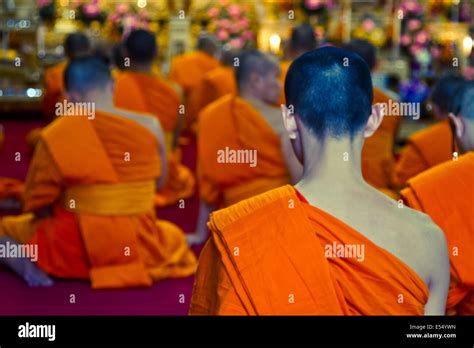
[0,24,472,315]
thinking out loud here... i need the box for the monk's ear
[281,104,298,139]
[448,112,464,138]
[363,103,384,138]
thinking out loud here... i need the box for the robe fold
[361,88,400,198]
[198,95,290,207]
[168,51,221,128]
[395,120,454,186]
[0,111,197,288]
[113,71,196,207]
[190,185,428,315]
[401,153,474,315]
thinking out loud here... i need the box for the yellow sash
[64,180,155,215]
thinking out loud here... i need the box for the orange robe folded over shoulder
[401,153,474,315]
[190,185,428,315]
[361,88,401,199]
[114,71,195,207]
[198,95,290,207]
[0,111,197,288]
[395,120,454,187]
[168,51,221,128]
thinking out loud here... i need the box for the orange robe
[42,62,66,119]
[190,185,428,315]
[114,71,196,207]
[401,153,474,315]
[395,120,454,187]
[187,66,237,119]
[169,51,221,128]
[0,111,197,288]
[278,60,291,106]
[198,95,291,207]
[361,88,401,198]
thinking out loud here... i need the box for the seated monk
[344,39,401,199]
[168,34,220,129]
[394,73,465,186]
[41,32,91,121]
[187,50,302,246]
[189,47,449,315]
[401,81,474,315]
[114,29,195,207]
[0,57,197,288]
[186,48,239,120]
[277,23,317,106]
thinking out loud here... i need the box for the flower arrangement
[108,3,151,37]
[207,0,254,50]
[302,0,334,13]
[353,16,386,48]
[38,0,55,22]
[75,0,107,26]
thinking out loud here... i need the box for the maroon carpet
[0,120,202,315]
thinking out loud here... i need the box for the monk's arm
[424,224,450,315]
[280,135,303,184]
[23,140,62,217]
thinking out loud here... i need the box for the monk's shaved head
[125,29,157,64]
[289,23,317,54]
[235,49,279,92]
[64,32,91,60]
[197,34,218,56]
[65,56,111,94]
[343,39,376,71]
[431,73,465,114]
[285,46,372,139]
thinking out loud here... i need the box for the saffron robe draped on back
[189,185,428,315]
[0,111,197,288]
[401,153,474,315]
[42,62,67,119]
[114,71,195,207]
[169,51,221,128]
[395,120,454,186]
[198,95,290,207]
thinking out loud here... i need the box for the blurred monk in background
[278,23,317,105]
[395,74,465,186]
[344,39,401,198]
[169,34,220,129]
[190,47,448,315]
[114,29,195,207]
[401,81,474,316]
[0,57,196,288]
[187,49,302,245]
[186,47,239,119]
[42,32,91,120]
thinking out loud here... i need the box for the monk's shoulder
[113,108,161,141]
[409,121,450,145]
[200,95,233,120]
[210,185,295,232]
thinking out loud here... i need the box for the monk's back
[299,183,439,286]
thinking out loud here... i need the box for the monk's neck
[241,93,270,111]
[129,63,152,74]
[298,139,366,190]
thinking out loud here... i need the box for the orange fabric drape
[190,185,428,315]
[401,153,474,315]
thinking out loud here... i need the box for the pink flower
[430,46,441,58]
[229,23,240,34]
[407,19,421,31]
[400,34,411,46]
[242,30,254,40]
[218,19,232,30]
[208,7,219,18]
[216,29,229,41]
[109,13,119,22]
[415,31,429,45]
[83,4,100,17]
[116,3,129,14]
[228,4,241,17]
[238,18,249,30]
[305,0,324,10]
[409,45,421,56]
[38,0,52,7]
[229,38,243,49]
[361,19,375,32]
